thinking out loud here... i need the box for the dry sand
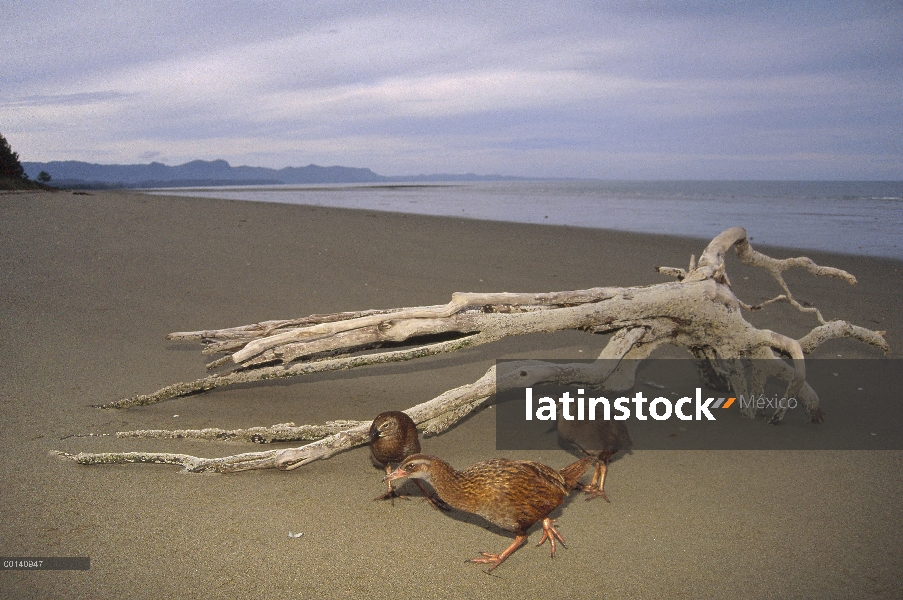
[1,189,901,598]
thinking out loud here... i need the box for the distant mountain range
[22,159,525,189]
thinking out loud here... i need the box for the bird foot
[577,484,611,502]
[536,518,567,557]
[467,552,504,566]
[575,483,611,504]
[467,535,528,572]
[373,489,411,506]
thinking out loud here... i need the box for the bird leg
[574,450,616,502]
[374,464,412,505]
[535,518,567,557]
[467,534,528,572]
[579,461,612,502]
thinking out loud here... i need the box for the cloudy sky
[3,1,901,179]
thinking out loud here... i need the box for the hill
[21,159,386,188]
[22,159,526,189]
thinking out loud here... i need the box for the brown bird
[384,453,595,571]
[369,411,449,510]
[557,418,632,502]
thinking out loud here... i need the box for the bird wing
[519,461,569,495]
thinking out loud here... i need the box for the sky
[2,1,901,180]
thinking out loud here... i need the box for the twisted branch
[58,227,889,472]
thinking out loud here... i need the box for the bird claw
[582,488,611,502]
[467,552,501,564]
[467,535,528,571]
[374,489,411,506]
[536,518,567,557]
[577,481,611,502]
[467,552,508,573]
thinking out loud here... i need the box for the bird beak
[382,465,407,483]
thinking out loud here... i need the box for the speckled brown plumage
[369,411,448,510]
[385,453,595,571]
[557,418,632,501]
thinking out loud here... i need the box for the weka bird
[369,411,449,510]
[384,453,595,571]
[557,418,632,502]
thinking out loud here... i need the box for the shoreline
[10,185,903,262]
[141,180,903,261]
[1,190,900,598]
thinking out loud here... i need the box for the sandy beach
[1,189,901,599]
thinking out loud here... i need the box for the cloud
[2,1,901,178]
[4,91,132,107]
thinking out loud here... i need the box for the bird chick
[385,453,594,571]
[557,417,632,502]
[369,411,448,510]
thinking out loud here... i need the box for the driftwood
[54,227,889,473]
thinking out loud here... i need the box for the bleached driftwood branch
[57,227,888,472]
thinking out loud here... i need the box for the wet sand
[1,189,901,598]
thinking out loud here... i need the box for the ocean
[150,180,903,260]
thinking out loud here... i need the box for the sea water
[151,180,903,260]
